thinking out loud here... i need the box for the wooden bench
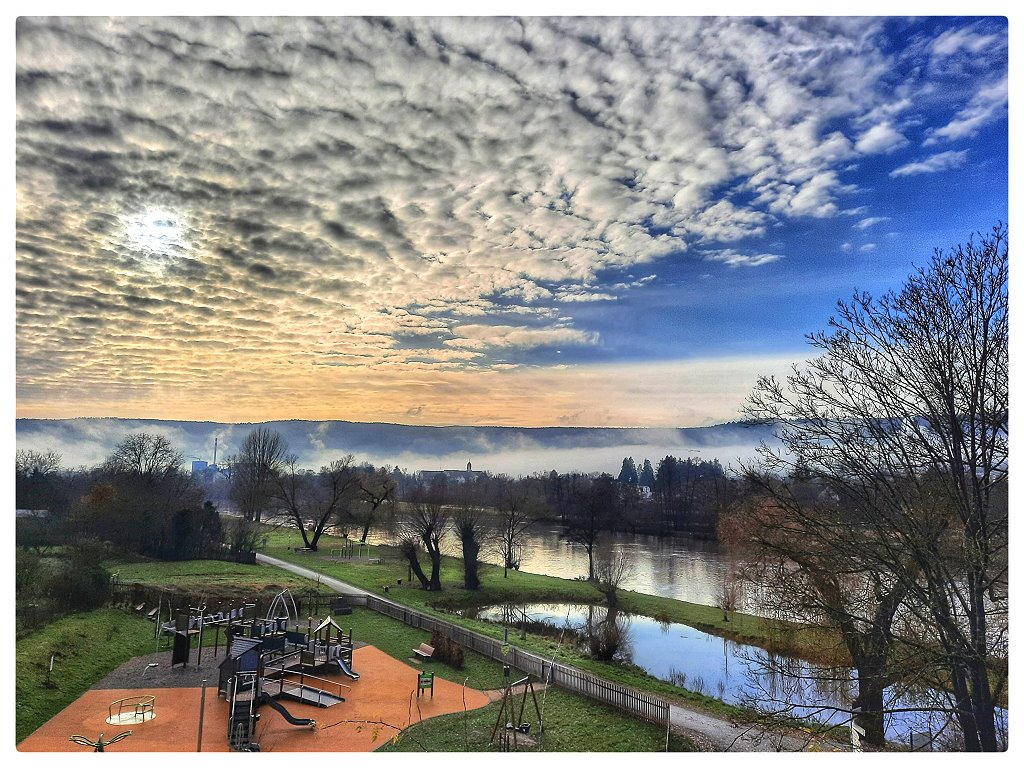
[413,643,435,661]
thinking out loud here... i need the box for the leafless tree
[103,432,182,480]
[740,225,1008,750]
[450,482,490,590]
[399,475,450,591]
[269,455,363,551]
[494,479,537,578]
[565,474,617,581]
[353,465,397,543]
[592,542,634,609]
[231,427,288,521]
[15,449,63,477]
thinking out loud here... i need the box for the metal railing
[106,695,155,724]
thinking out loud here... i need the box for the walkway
[255,552,829,752]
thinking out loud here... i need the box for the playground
[17,593,493,753]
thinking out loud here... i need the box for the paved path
[255,552,833,752]
[256,552,367,596]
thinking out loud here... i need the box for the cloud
[855,216,890,230]
[890,150,969,177]
[703,250,783,268]
[925,75,1008,144]
[931,27,1006,58]
[854,122,909,154]
[447,324,600,350]
[13,17,1005,426]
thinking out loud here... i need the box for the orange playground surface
[18,646,491,753]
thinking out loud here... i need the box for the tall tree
[617,457,639,485]
[82,433,200,558]
[638,459,656,489]
[743,226,1008,750]
[565,474,617,580]
[400,475,450,591]
[495,477,537,577]
[270,455,362,551]
[353,465,397,543]
[450,482,488,590]
[231,427,288,522]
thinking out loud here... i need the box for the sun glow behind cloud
[14,16,1008,427]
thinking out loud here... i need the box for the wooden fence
[364,595,669,726]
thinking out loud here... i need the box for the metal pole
[197,679,207,752]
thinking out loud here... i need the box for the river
[366,523,769,613]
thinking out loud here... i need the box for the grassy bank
[381,687,694,752]
[15,598,696,751]
[15,610,156,743]
[261,528,847,662]
[249,528,847,719]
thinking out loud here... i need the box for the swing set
[489,674,543,751]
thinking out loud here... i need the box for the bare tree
[494,478,536,578]
[450,482,489,590]
[399,475,450,591]
[270,455,364,551]
[231,427,288,521]
[742,225,1008,750]
[592,542,634,609]
[82,433,200,558]
[565,474,616,580]
[103,432,182,479]
[15,449,62,477]
[353,465,397,543]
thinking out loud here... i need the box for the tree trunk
[463,536,480,590]
[852,671,886,748]
[399,540,430,589]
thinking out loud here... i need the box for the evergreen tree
[638,459,656,488]
[617,457,639,485]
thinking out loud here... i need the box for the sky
[13,9,1010,429]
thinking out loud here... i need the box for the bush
[45,539,111,612]
[428,629,465,669]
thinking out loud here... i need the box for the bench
[413,643,435,661]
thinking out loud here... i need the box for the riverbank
[261,528,848,671]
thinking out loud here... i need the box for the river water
[469,602,1005,748]
[369,523,755,611]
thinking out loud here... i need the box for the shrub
[428,629,465,669]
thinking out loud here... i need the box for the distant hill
[14,417,781,477]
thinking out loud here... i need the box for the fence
[364,595,669,726]
[108,578,668,726]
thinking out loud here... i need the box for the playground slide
[333,657,360,680]
[258,693,316,727]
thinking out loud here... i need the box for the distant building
[191,460,209,474]
[419,460,485,485]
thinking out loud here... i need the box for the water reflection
[367,525,755,612]
[468,602,1007,748]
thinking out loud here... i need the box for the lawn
[15,601,698,752]
[15,610,156,744]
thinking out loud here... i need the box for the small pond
[465,602,1002,747]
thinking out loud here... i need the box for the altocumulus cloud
[14,16,1008,425]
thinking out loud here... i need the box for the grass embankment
[16,563,696,751]
[111,558,338,601]
[259,528,847,718]
[15,610,155,744]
